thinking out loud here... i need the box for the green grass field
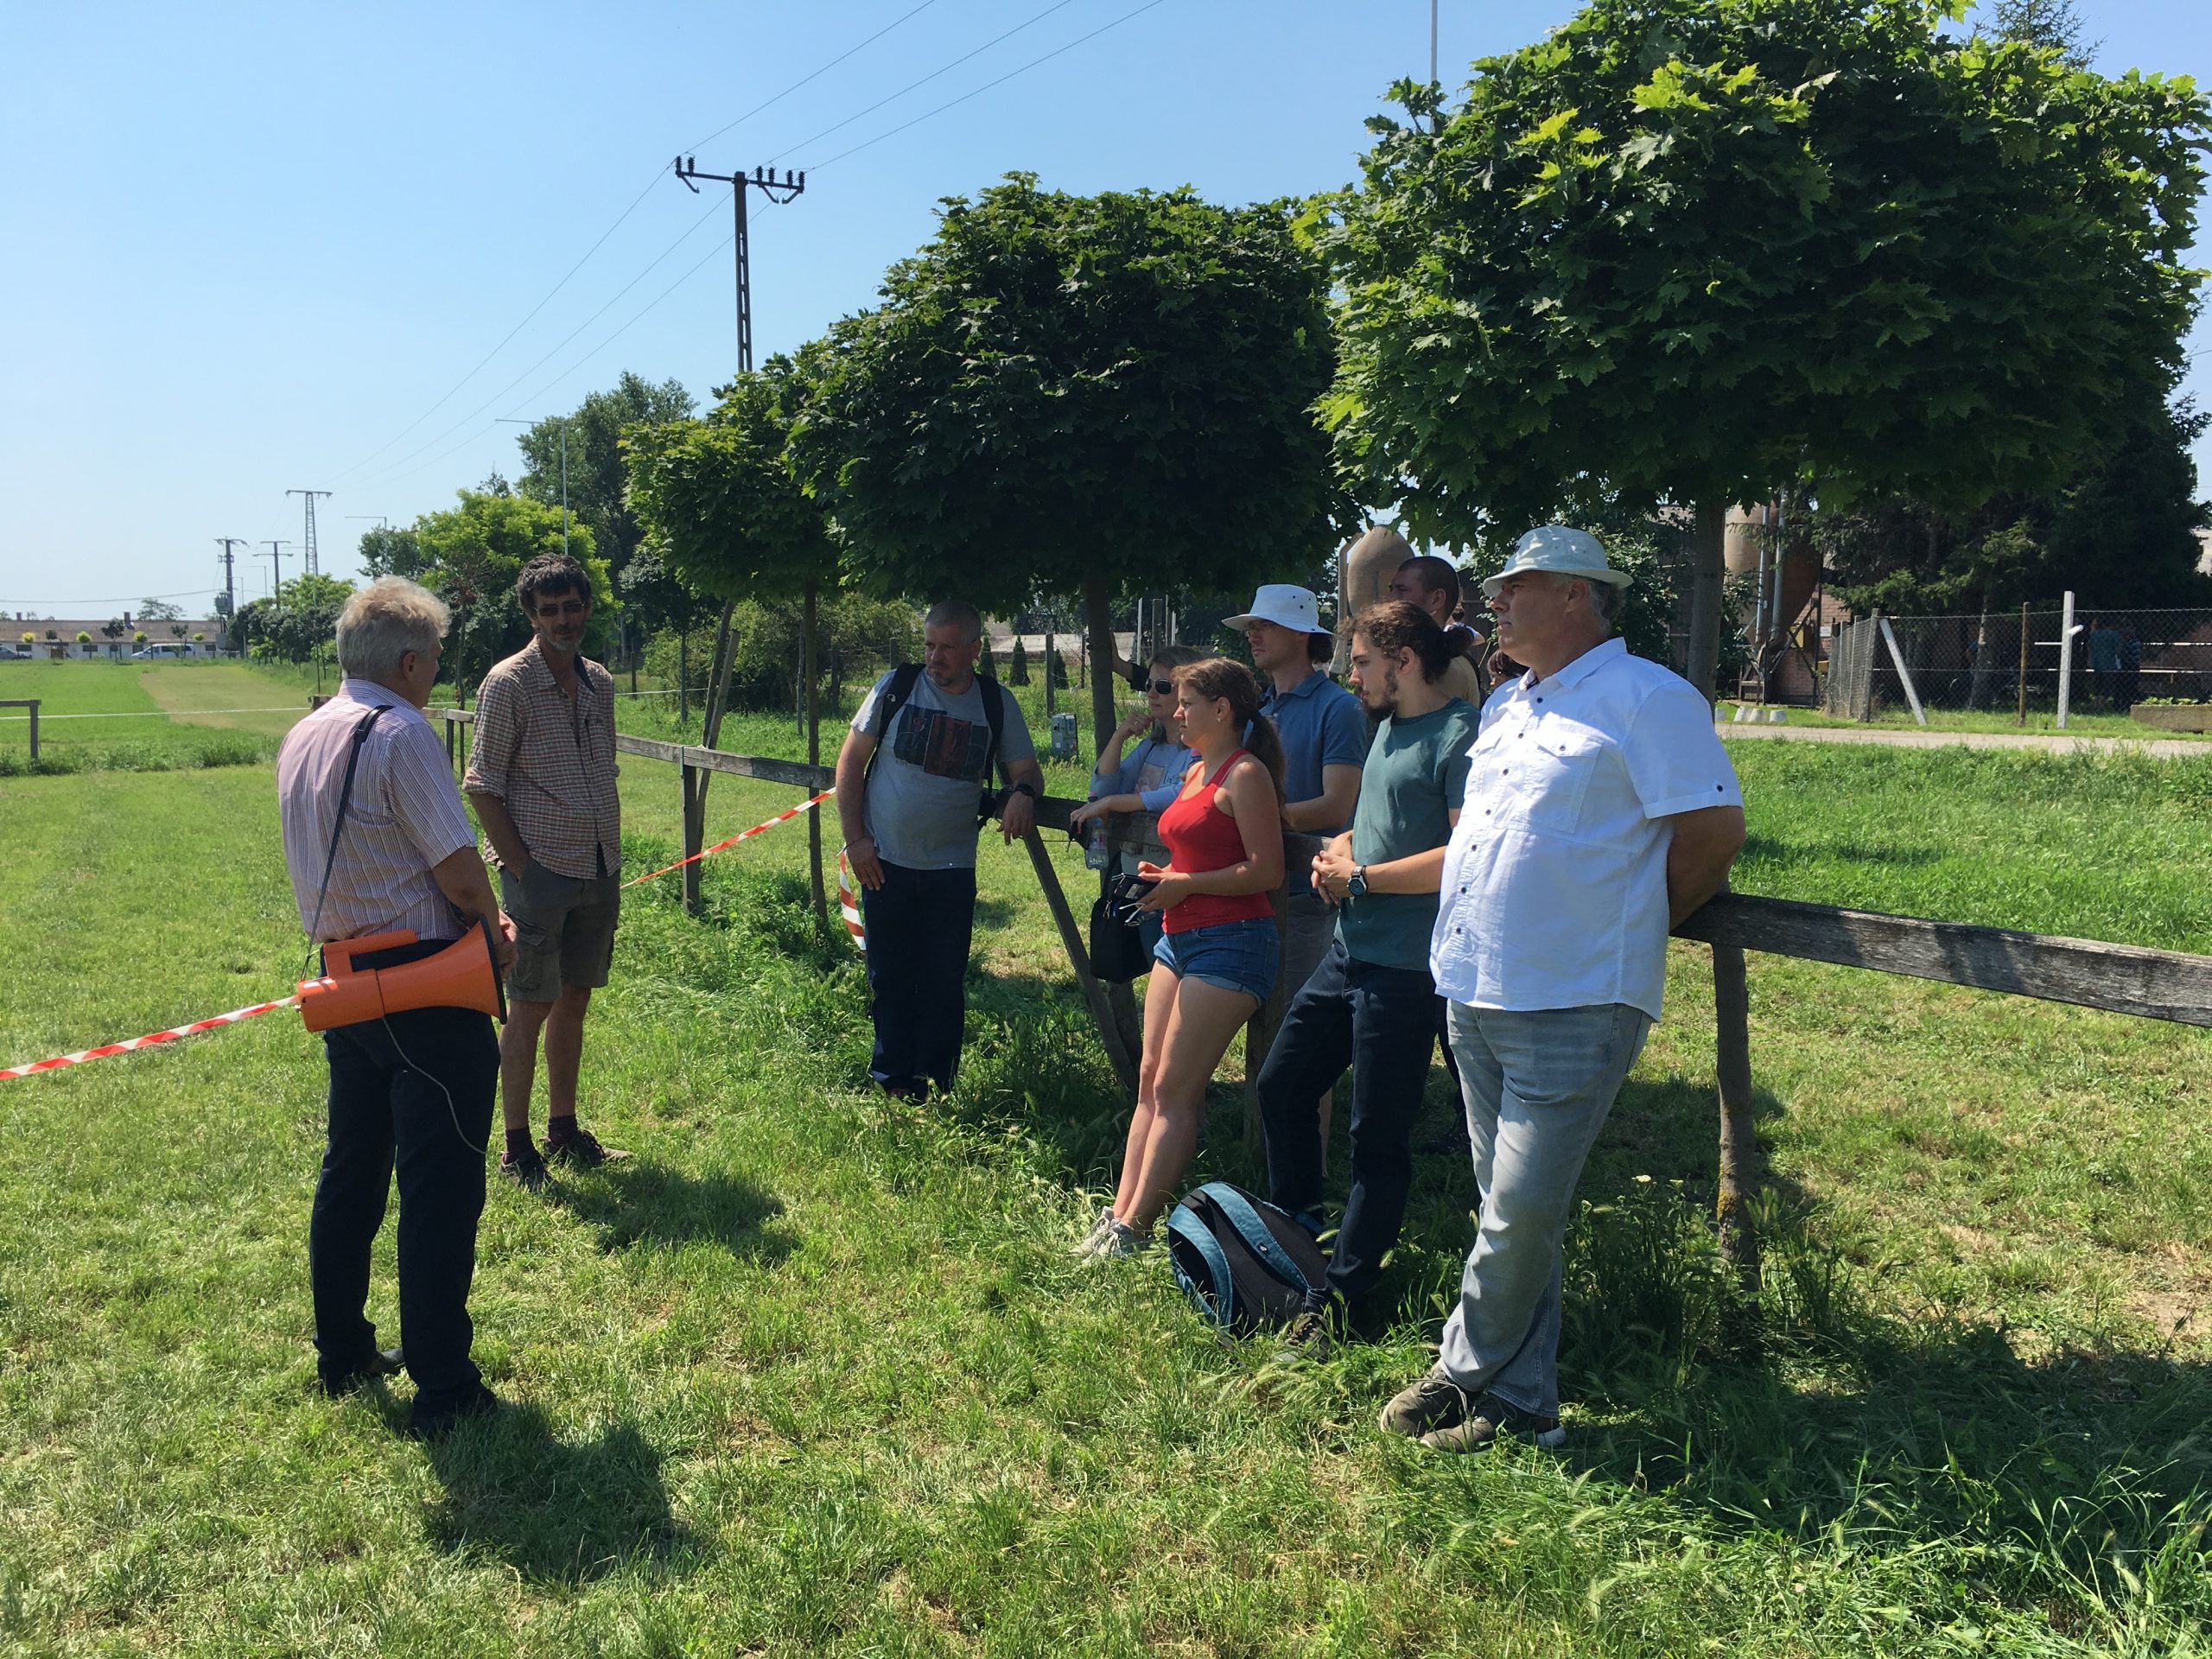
[3,718,2210,1653]
[1727,702,2212,743]
[0,661,315,774]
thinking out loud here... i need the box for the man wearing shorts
[465,553,626,1191]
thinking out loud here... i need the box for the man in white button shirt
[1380,526,1745,1454]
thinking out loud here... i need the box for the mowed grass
[0,662,313,775]
[2,744,2210,1654]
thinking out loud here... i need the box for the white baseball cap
[1224,583,1328,636]
[1480,525,1631,599]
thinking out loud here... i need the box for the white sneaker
[1093,1217,1151,1258]
[1074,1207,1117,1257]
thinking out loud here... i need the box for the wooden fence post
[1711,933,1760,1286]
[681,754,706,918]
[1241,887,1290,1154]
[1022,830,1139,1096]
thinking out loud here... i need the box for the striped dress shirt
[463,640,621,879]
[277,679,477,944]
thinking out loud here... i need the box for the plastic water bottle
[1084,817,1111,871]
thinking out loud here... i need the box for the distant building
[8,612,227,660]
[2196,527,2211,578]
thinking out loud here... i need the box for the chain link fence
[1820,607,2212,718]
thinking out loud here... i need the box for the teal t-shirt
[1336,697,1482,971]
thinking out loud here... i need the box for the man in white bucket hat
[1224,583,1367,1091]
[1379,524,1745,1454]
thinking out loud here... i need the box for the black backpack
[865,662,1012,824]
[1166,1182,1330,1335]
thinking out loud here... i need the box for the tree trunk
[1968,593,1996,710]
[804,579,826,928]
[1084,575,1116,757]
[1686,500,1728,704]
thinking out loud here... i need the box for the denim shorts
[1152,915,1278,1003]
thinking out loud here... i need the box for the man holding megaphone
[277,577,517,1438]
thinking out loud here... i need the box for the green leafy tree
[1324,0,2208,697]
[357,525,425,581]
[137,598,184,622]
[409,491,609,690]
[232,574,355,664]
[792,174,1349,747]
[515,372,694,591]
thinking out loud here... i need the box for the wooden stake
[1021,829,1139,1096]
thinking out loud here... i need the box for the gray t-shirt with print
[854,670,1037,870]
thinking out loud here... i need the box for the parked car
[129,644,190,660]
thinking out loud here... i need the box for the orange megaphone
[297,917,508,1033]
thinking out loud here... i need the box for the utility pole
[288,488,334,575]
[213,537,249,616]
[672,153,811,918]
[494,418,569,556]
[260,541,293,604]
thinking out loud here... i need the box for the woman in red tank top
[1078,658,1287,1258]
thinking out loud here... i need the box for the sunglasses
[1147,679,1177,696]
[533,599,589,619]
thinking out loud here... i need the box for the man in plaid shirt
[465,553,626,1190]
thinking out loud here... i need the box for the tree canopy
[791,174,1348,734]
[1324,0,2207,686]
[624,358,832,604]
[515,371,695,587]
[408,490,610,684]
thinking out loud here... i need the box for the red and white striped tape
[837,850,867,952]
[4,788,838,1083]
[0,995,299,1082]
[621,788,835,888]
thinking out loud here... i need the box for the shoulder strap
[979,672,1009,785]
[1204,748,1249,790]
[861,663,926,786]
[1166,1205,1238,1330]
[304,704,391,948]
[1198,1182,1318,1294]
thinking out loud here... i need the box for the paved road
[1715,722,2209,759]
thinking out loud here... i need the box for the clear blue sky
[3,0,2205,617]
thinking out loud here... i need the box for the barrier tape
[4,789,835,1082]
[620,789,835,889]
[0,996,299,1081]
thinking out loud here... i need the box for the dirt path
[1716,722,2209,759]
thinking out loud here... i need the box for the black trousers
[311,1004,497,1414]
[1258,941,1442,1311]
[861,860,977,1093]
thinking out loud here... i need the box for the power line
[365,226,747,493]
[683,0,941,155]
[333,5,943,486]
[330,171,669,485]
[767,0,1084,167]
[349,197,724,488]
[2,588,222,608]
[806,0,1172,171]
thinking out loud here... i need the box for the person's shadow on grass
[551,1160,796,1262]
[418,1404,690,1584]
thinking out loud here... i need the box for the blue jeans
[1439,1001,1651,1418]
[313,1003,498,1422]
[1257,941,1441,1311]
[861,860,977,1093]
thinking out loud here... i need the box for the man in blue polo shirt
[1227,584,1366,1030]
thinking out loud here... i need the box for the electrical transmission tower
[288,488,334,575]
[214,537,249,616]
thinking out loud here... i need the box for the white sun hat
[1224,583,1328,636]
[1479,525,1632,599]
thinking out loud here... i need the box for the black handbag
[1089,890,1147,982]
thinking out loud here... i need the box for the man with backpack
[836,600,1042,1101]
[1257,601,1481,1357]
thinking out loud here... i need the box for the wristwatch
[1346,866,1368,899]
[1008,781,1038,800]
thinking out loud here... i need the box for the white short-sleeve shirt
[1429,638,1741,1020]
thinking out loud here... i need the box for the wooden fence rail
[435,710,2212,1273]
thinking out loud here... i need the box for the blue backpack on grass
[1166,1182,1330,1335]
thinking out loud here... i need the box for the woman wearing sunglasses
[1071,645,1205,959]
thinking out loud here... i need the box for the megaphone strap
[303,703,393,958]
